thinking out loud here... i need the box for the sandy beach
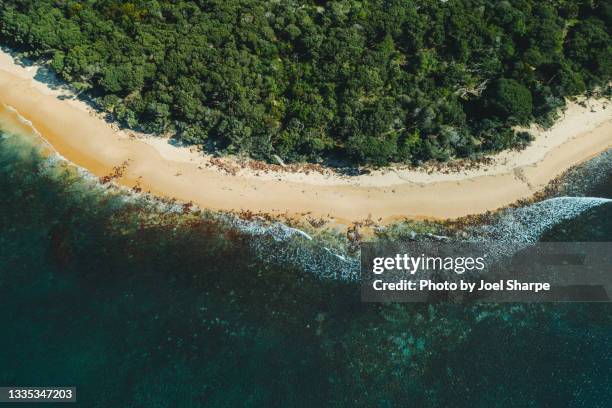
[0,49,610,225]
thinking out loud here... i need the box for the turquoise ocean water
[0,134,611,407]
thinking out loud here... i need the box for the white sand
[0,48,610,224]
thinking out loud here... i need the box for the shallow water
[0,135,611,407]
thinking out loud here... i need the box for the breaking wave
[227,196,611,282]
[462,196,612,265]
[471,196,611,244]
[225,216,360,281]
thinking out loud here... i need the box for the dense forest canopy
[1,1,610,165]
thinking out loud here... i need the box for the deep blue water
[0,136,611,407]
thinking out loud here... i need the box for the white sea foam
[214,196,612,282]
[465,196,611,264]
[323,196,610,281]
[216,215,359,280]
[472,196,611,244]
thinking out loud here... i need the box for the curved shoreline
[0,50,610,225]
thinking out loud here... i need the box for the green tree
[483,79,533,123]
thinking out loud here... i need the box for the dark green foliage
[566,17,612,81]
[0,0,610,165]
[483,79,533,123]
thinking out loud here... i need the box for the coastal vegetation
[1,1,610,165]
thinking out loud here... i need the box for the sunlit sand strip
[0,49,610,224]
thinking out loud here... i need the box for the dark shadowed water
[0,135,611,407]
